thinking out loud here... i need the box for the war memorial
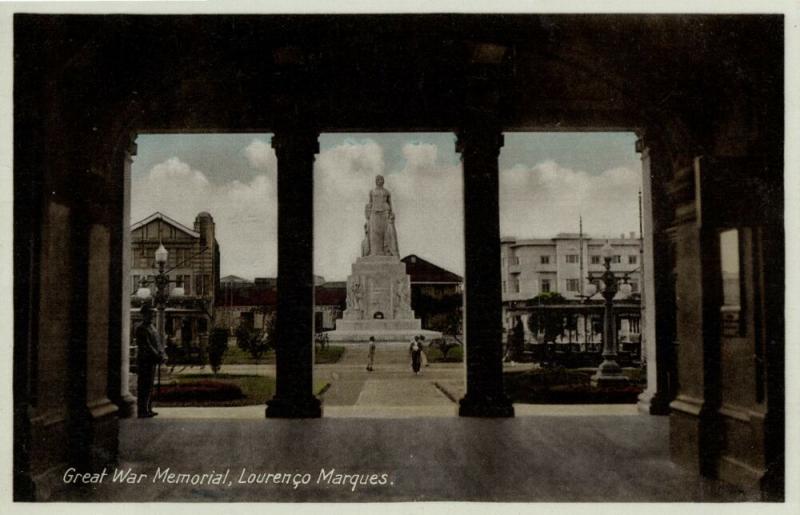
[328,175,442,342]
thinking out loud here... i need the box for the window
[540,255,550,265]
[566,279,580,292]
[629,255,638,265]
[132,275,141,291]
[541,279,551,293]
[565,254,579,264]
[611,255,621,264]
[510,278,519,293]
[591,255,601,264]
[502,281,507,293]
[182,275,192,295]
[629,281,639,293]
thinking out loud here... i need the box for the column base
[265,396,322,418]
[458,395,514,418]
[114,392,137,419]
[637,388,672,415]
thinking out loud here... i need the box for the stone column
[668,156,722,476]
[108,144,136,418]
[266,129,322,418]
[456,127,514,417]
[637,137,676,415]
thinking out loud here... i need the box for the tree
[429,309,462,360]
[208,327,229,375]
[236,315,273,363]
[528,292,568,344]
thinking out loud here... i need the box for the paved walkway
[51,414,748,502]
[61,345,749,502]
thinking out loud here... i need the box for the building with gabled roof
[401,254,463,331]
[130,211,220,360]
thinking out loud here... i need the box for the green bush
[425,347,444,361]
[426,345,463,362]
[446,346,463,362]
[208,327,229,374]
[236,322,271,363]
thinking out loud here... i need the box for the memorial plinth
[328,255,441,342]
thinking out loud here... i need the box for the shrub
[446,346,463,362]
[425,347,444,362]
[236,321,271,363]
[208,327,229,374]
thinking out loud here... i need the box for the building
[401,254,463,332]
[501,233,642,301]
[130,211,220,356]
[215,278,347,334]
[501,234,642,351]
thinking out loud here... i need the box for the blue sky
[131,132,641,280]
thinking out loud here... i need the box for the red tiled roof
[401,255,462,284]
[217,285,346,307]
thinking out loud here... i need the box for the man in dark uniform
[135,303,166,418]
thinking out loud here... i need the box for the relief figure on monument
[365,174,400,256]
[349,278,364,313]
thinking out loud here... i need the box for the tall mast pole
[579,215,584,297]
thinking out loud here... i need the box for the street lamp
[585,241,631,387]
[136,243,184,392]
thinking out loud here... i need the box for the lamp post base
[591,359,630,387]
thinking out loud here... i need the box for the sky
[131,132,641,281]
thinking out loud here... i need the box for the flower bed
[153,380,245,403]
[504,368,643,404]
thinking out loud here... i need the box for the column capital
[271,128,320,156]
[455,127,504,159]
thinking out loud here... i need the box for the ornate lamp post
[136,243,184,392]
[585,241,631,387]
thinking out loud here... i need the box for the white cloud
[499,160,642,240]
[131,156,277,280]
[243,138,277,172]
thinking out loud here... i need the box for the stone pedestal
[327,256,441,342]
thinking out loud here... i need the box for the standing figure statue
[361,222,370,257]
[365,175,400,256]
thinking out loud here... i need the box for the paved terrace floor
[58,344,750,502]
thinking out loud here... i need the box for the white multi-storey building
[501,232,643,351]
[501,232,642,302]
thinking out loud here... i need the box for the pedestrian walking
[409,335,422,375]
[367,336,376,371]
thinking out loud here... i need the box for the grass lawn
[425,345,463,363]
[181,342,346,365]
[503,366,645,404]
[315,345,346,364]
[154,373,328,407]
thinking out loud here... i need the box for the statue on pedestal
[365,175,399,257]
